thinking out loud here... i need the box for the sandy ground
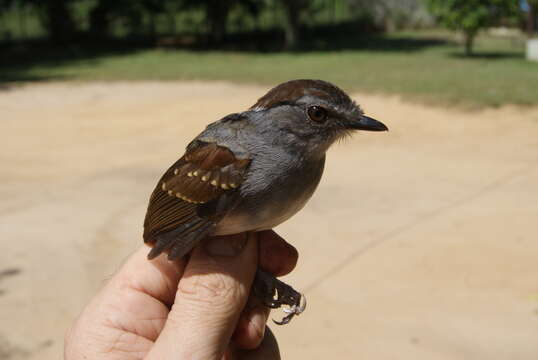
[0,81,537,359]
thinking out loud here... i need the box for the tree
[181,0,263,44]
[527,0,538,37]
[88,0,115,39]
[5,0,78,43]
[347,0,432,31]
[205,0,231,43]
[279,0,309,50]
[425,0,519,56]
[88,0,170,40]
[44,0,76,43]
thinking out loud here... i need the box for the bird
[143,79,388,324]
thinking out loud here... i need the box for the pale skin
[64,231,298,360]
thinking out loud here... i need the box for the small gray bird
[143,79,387,324]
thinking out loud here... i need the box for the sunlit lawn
[2,31,537,108]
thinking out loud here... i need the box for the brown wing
[144,141,250,260]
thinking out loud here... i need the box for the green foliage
[425,0,520,54]
[180,0,265,43]
[347,0,433,30]
[426,0,518,33]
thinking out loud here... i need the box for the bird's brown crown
[250,79,357,112]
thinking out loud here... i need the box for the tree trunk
[89,1,111,39]
[464,31,475,56]
[42,0,75,44]
[167,12,176,35]
[282,0,302,50]
[207,0,230,44]
[148,13,156,41]
[18,5,27,39]
[528,4,536,37]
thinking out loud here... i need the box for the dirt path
[1,82,537,359]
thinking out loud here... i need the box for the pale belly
[212,155,325,235]
[213,192,313,235]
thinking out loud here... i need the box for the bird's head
[249,79,388,154]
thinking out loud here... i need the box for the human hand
[64,231,298,360]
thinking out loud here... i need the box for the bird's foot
[253,269,307,325]
[276,296,307,325]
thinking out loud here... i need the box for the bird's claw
[253,269,307,325]
[272,293,307,325]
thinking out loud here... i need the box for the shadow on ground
[448,51,524,60]
[0,40,148,86]
[0,22,450,86]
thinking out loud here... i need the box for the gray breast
[214,150,325,235]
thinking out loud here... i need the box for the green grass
[2,31,538,108]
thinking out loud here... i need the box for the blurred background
[1,1,538,359]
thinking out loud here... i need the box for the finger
[66,246,186,358]
[234,327,281,360]
[104,246,186,340]
[232,295,270,350]
[258,230,298,277]
[114,245,185,306]
[147,232,259,360]
[231,230,298,350]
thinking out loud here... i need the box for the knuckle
[177,271,244,307]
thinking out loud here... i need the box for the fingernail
[248,306,267,343]
[204,233,248,257]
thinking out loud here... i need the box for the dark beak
[347,115,388,132]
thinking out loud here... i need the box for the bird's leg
[252,268,307,325]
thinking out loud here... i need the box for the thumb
[147,232,259,360]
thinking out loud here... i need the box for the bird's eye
[307,106,328,123]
